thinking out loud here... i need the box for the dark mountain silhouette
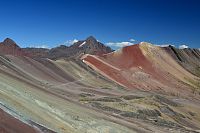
[22,36,113,59]
[47,36,113,59]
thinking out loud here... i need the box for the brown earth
[0,108,39,133]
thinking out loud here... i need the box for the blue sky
[0,0,199,49]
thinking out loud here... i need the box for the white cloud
[72,39,79,44]
[36,45,49,48]
[106,41,132,47]
[28,44,49,48]
[63,39,79,45]
[179,44,188,49]
[129,38,136,42]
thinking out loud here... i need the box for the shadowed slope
[165,46,200,77]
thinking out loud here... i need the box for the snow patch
[79,41,86,47]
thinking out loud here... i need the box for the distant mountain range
[21,36,112,59]
[0,36,113,59]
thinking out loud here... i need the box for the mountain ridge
[21,36,113,59]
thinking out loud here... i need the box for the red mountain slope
[82,42,200,95]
